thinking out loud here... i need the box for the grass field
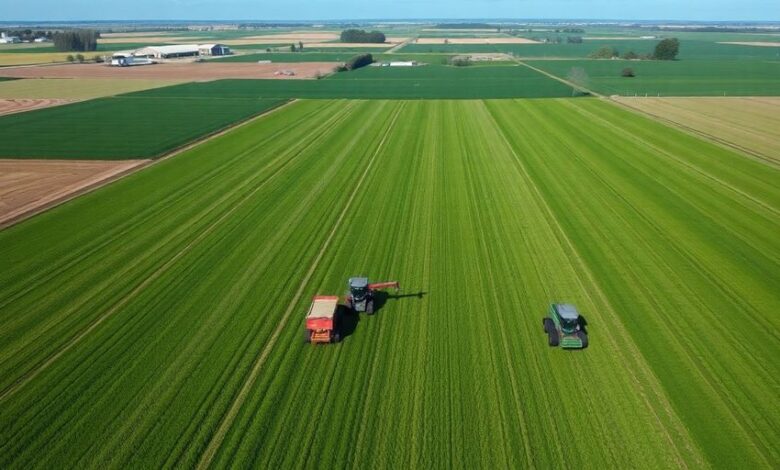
[528,59,780,96]
[0,98,776,468]
[132,65,573,99]
[0,78,182,99]
[614,97,780,163]
[0,96,284,159]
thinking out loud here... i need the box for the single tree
[66,54,75,62]
[298,41,303,51]
[290,44,296,52]
[621,67,635,77]
[654,38,680,60]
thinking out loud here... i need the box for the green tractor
[543,303,588,349]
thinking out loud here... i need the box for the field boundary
[195,102,406,469]
[0,99,295,231]
[514,59,600,96]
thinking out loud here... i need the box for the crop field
[132,65,573,100]
[0,78,183,100]
[0,96,285,159]
[614,97,780,163]
[528,59,780,96]
[0,98,776,468]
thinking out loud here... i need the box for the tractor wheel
[333,331,341,343]
[548,329,560,347]
[543,318,554,334]
[304,329,311,344]
[366,300,374,315]
[578,331,588,349]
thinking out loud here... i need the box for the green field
[528,59,780,96]
[0,99,777,468]
[132,65,573,100]
[0,96,284,159]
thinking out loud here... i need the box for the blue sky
[2,0,778,21]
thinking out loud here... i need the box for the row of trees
[1,29,53,41]
[53,30,99,52]
[338,53,374,71]
[340,29,386,43]
[588,38,680,61]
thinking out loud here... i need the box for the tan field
[0,52,106,66]
[615,97,780,163]
[0,159,148,228]
[414,37,540,44]
[0,78,182,99]
[99,36,204,44]
[718,41,780,47]
[0,98,73,116]
[0,62,338,80]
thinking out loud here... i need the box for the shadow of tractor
[338,291,426,340]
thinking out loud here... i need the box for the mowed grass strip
[488,98,780,468]
[0,96,285,159]
[130,65,573,99]
[208,101,704,468]
[0,78,183,100]
[0,100,407,468]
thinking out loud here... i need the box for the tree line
[589,38,680,61]
[340,29,386,43]
[53,30,100,52]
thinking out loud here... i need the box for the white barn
[134,44,200,59]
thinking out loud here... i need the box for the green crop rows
[0,99,777,468]
[0,96,285,159]
[132,65,573,100]
[528,59,780,96]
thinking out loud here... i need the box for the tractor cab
[348,277,370,302]
[555,304,581,334]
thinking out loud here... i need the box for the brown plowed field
[0,62,338,80]
[0,159,148,228]
[0,98,73,116]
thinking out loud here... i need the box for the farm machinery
[304,278,400,344]
[344,277,400,315]
[543,303,588,349]
[304,296,341,344]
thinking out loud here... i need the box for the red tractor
[304,296,341,344]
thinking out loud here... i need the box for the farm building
[0,33,21,44]
[110,52,153,67]
[134,45,200,59]
[198,44,231,56]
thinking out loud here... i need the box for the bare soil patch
[0,62,338,80]
[0,159,148,227]
[0,98,73,116]
[414,37,540,44]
